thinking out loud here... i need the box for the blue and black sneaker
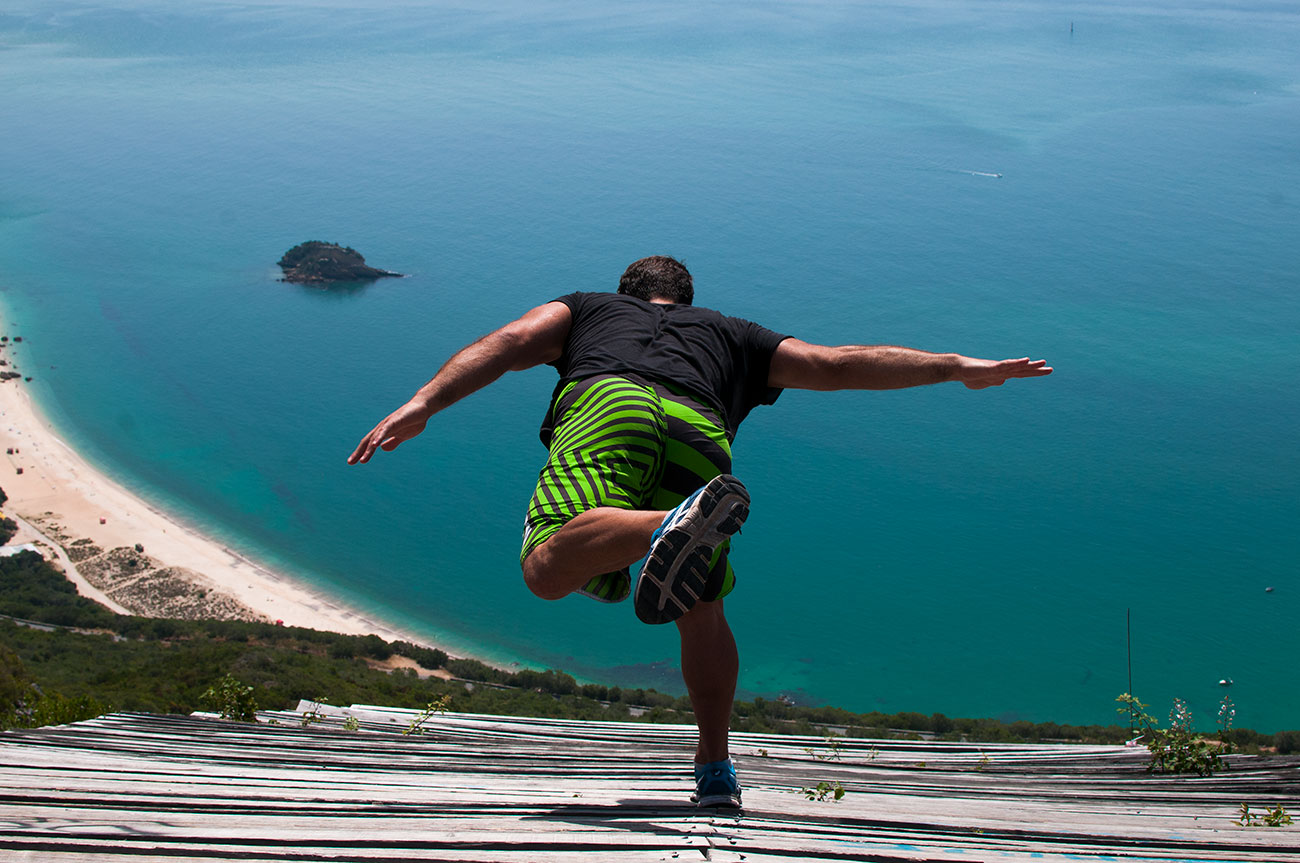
[634,474,749,625]
[693,759,742,808]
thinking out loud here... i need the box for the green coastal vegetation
[3,547,1297,754]
[0,486,17,545]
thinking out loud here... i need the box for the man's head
[617,255,693,305]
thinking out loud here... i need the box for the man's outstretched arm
[348,301,572,464]
[767,338,1052,391]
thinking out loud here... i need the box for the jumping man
[348,255,1052,808]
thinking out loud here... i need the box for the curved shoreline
[0,313,453,652]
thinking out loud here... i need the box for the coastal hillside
[4,546,1299,755]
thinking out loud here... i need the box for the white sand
[0,342,441,649]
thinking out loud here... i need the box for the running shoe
[634,474,749,625]
[693,759,743,808]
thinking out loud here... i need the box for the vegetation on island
[3,548,1299,759]
[277,241,403,284]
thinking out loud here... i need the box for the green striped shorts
[521,374,736,603]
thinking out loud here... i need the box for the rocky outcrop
[277,241,403,284]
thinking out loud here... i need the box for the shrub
[358,634,392,660]
[445,658,510,684]
[392,641,447,670]
[23,691,110,727]
[894,711,929,730]
[512,669,578,695]
[200,674,258,722]
[328,640,357,659]
[0,644,34,720]
[2,644,109,728]
[0,551,119,629]
[1116,693,1230,776]
[1273,730,1300,754]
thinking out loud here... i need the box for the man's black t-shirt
[543,292,790,443]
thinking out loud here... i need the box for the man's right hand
[347,400,431,465]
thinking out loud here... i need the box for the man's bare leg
[522,507,664,600]
[524,509,738,761]
[676,599,737,764]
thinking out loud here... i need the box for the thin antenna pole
[1127,608,1134,733]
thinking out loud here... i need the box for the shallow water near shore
[1,0,1297,730]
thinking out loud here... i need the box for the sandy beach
[0,335,439,650]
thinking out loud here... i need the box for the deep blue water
[2,0,1297,731]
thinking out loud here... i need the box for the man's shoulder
[561,292,698,321]
[670,304,776,337]
[555,292,774,337]
[554,291,638,311]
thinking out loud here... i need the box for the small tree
[200,675,258,722]
[403,694,452,735]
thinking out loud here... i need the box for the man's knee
[521,545,568,601]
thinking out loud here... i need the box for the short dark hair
[617,256,693,305]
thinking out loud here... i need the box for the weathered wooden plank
[3,709,1298,862]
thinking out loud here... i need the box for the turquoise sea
[2,0,1297,731]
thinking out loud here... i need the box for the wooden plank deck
[1,704,1297,861]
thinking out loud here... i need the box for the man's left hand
[958,357,1053,389]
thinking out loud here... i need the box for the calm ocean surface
[2,0,1297,731]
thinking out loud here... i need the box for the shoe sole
[635,475,749,625]
[696,793,743,808]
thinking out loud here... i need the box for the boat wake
[962,170,1003,178]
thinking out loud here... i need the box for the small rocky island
[277,241,403,284]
